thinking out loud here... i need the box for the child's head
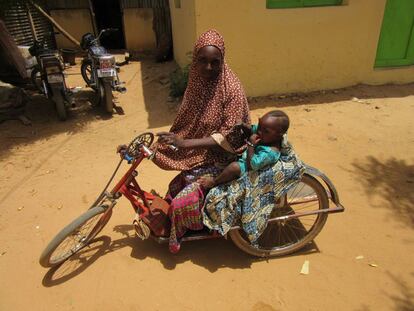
[257,110,290,144]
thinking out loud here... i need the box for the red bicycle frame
[108,145,158,219]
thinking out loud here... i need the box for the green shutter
[375,0,414,67]
[304,0,342,7]
[267,0,342,9]
[267,0,303,9]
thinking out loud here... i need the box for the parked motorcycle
[80,29,126,114]
[29,35,69,121]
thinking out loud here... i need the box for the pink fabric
[153,29,250,171]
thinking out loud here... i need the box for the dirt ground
[0,56,413,311]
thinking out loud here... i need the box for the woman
[152,29,250,253]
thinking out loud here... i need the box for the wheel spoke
[288,183,306,204]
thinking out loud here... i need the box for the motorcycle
[39,132,345,267]
[80,29,126,114]
[29,35,70,121]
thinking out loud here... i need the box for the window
[267,0,343,9]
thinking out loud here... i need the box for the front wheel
[39,205,113,267]
[229,174,329,257]
[99,79,113,113]
[81,59,96,89]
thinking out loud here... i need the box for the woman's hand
[116,144,128,158]
[156,132,186,148]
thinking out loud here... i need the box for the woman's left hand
[156,132,186,148]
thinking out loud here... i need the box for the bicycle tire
[39,205,113,267]
[229,174,329,257]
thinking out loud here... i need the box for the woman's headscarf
[153,29,250,171]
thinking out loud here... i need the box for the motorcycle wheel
[31,67,44,93]
[229,174,329,257]
[81,60,97,90]
[99,79,114,114]
[50,86,67,121]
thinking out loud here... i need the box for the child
[198,110,290,189]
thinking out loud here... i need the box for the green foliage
[169,64,190,98]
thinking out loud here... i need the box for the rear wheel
[51,87,67,121]
[31,67,44,93]
[229,174,329,257]
[39,205,113,267]
[99,80,113,113]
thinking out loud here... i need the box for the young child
[198,110,290,189]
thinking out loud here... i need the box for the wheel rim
[238,176,327,253]
[48,210,109,265]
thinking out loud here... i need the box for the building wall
[123,8,156,51]
[50,9,94,49]
[170,0,414,96]
[169,0,196,66]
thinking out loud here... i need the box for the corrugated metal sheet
[46,0,89,10]
[121,0,167,9]
[153,1,171,45]
[3,1,56,49]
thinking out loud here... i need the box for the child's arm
[246,133,261,171]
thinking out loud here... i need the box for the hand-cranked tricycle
[39,133,344,267]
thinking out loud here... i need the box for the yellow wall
[169,0,196,66]
[123,8,156,51]
[50,9,94,49]
[170,0,414,96]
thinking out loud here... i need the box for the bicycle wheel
[39,205,113,267]
[229,174,329,257]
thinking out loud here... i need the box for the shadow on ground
[387,272,414,311]
[0,57,178,160]
[352,156,414,228]
[354,273,414,311]
[138,56,177,128]
[249,83,414,111]
[42,224,319,286]
[0,88,116,160]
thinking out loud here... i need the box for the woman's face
[195,45,222,80]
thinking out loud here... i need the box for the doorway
[91,0,125,49]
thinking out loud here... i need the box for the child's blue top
[237,125,281,174]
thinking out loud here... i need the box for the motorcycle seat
[90,46,108,56]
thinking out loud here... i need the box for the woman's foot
[197,176,215,189]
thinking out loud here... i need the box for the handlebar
[94,28,119,43]
[119,143,177,164]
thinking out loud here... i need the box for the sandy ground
[0,57,413,311]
